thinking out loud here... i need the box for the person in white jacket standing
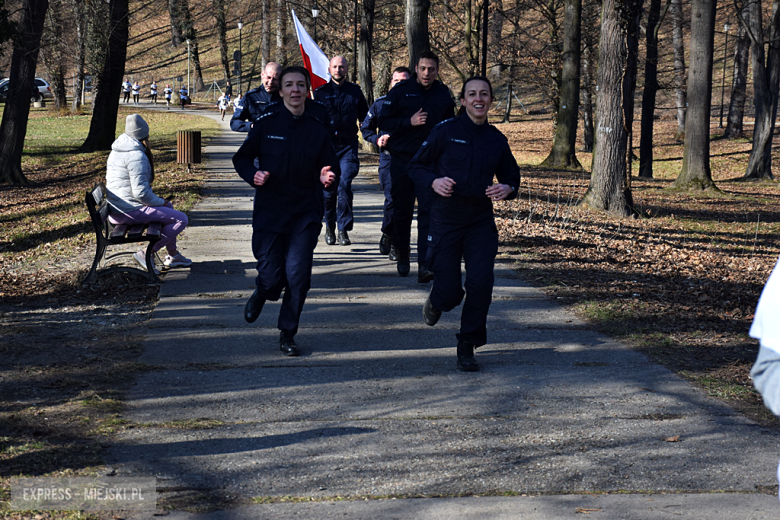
[105,114,192,274]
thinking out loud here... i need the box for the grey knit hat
[125,114,149,141]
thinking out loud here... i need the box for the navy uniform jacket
[314,80,369,146]
[230,85,280,132]
[360,96,389,147]
[408,113,520,200]
[376,75,455,158]
[232,107,340,233]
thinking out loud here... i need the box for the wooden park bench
[83,182,162,284]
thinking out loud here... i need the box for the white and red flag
[291,9,330,92]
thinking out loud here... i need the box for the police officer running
[314,56,369,247]
[230,62,282,132]
[408,76,520,372]
[360,66,411,260]
[377,51,455,282]
[232,66,339,357]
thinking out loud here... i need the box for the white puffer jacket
[106,133,166,214]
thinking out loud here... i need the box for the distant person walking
[225,80,233,98]
[132,81,141,105]
[105,114,192,275]
[163,85,173,109]
[122,79,132,104]
[409,77,520,372]
[150,81,158,104]
[232,67,339,357]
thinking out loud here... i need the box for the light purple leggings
[111,205,188,254]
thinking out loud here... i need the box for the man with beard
[377,51,455,282]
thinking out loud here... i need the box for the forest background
[1,0,780,488]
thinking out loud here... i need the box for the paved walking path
[109,107,780,518]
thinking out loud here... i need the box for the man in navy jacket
[230,62,282,133]
[360,66,411,260]
[377,51,455,282]
[314,56,369,246]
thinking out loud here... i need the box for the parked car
[34,78,52,97]
[0,79,44,103]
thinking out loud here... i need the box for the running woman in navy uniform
[408,76,520,372]
[232,66,340,357]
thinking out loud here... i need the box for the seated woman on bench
[105,114,192,274]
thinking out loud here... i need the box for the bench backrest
[85,183,111,237]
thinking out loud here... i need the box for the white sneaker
[133,251,160,275]
[164,252,192,268]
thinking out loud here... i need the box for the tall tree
[80,0,128,152]
[741,0,780,180]
[674,0,717,190]
[40,0,69,110]
[70,0,87,111]
[359,0,375,104]
[724,13,749,139]
[541,0,582,168]
[276,0,287,65]
[671,0,686,139]
[0,0,49,186]
[638,0,671,178]
[406,0,431,68]
[168,0,184,47]
[579,0,598,153]
[579,0,642,217]
[261,0,269,66]
[213,0,230,80]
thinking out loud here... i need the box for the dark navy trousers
[251,220,321,337]
[378,152,394,236]
[324,142,360,231]
[427,197,498,347]
[389,155,433,262]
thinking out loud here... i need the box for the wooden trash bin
[177,130,201,171]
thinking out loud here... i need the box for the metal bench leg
[143,243,160,282]
[83,242,106,284]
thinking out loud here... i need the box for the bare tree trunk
[541,0,582,168]
[262,0,269,67]
[80,0,128,152]
[724,13,749,139]
[580,0,597,153]
[0,0,49,185]
[41,0,68,110]
[674,0,717,190]
[671,0,686,139]
[374,53,391,99]
[276,0,287,65]
[638,0,670,178]
[502,82,512,122]
[71,0,86,111]
[406,0,431,69]
[168,0,184,47]
[359,0,375,104]
[213,0,230,79]
[579,0,641,217]
[742,0,780,180]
